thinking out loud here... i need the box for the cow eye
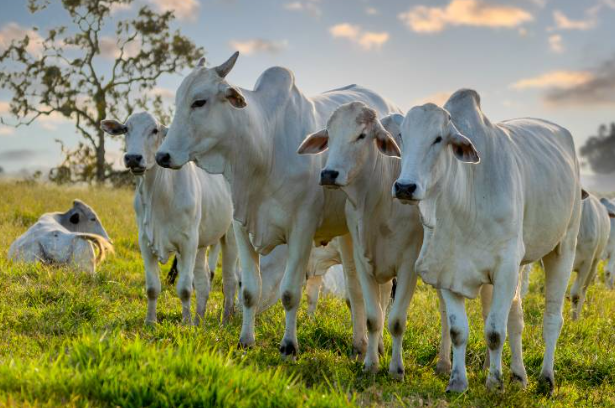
[191,99,207,108]
[433,136,443,145]
[152,128,158,134]
[357,133,366,141]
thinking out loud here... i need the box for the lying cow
[9,200,112,274]
[101,112,238,325]
[569,193,610,320]
[394,89,582,394]
[155,52,400,358]
[600,198,615,289]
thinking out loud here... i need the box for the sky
[0,0,614,183]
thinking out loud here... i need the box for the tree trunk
[96,129,106,182]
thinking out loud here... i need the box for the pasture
[1,180,614,407]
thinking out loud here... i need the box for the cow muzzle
[393,181,419,204]
[320,169,340,188]
[155,151,179,169]
[124,154,146,174]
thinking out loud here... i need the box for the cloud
[552,10,595,31]
[37,111,71,131]
[283,0,321,17]
[147,0,200,21]
[0,101,11,114]
[0,126,15,136]
[0,149,40,161]
[148,86,175,100]
[365,7,378,16]
[548,34,564,53]
[99,36,140,60]
[544,57,615,106]
[108,2,132,14]
[398,0,533,34]
[415,91,451,106]
[329,23,389,50]
[510,70,593,89]
[229,39,289,56]
[0,23,44,56]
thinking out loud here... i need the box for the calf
[101,112,238,325]
[9,200,112,274]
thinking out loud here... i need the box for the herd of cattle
[8,51,615,395]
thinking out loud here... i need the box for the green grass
[0,181,614,407]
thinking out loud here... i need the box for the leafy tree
[580,122,615,174]
[0,0,204,183]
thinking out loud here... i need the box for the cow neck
[137,164,173,262]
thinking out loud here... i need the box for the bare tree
[0,0,204,182]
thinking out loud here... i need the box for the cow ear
[69,212,80,224]
[224,86,247,109]
[100,119,127,135]
[298,129,329,155]
[448,123,480,164]
[374,120,401,157]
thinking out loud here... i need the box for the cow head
[298,102,400,188]
[61,199,110,241]
[101,112,167,176]
[155,52,247,170]
[394,104,480,204]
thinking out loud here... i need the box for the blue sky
[1,0,614,177]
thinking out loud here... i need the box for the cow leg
[605,256,615,289]
[234,222,261,348]
[208,241,221,280]
[221,231,239,325]
[539,242,575,395]
[521,264,531,298]
[279,225,315,360]
[440,289,469,393]
[338,234,367,358]
[508,283,527,387]
[305,275,323,316]
[578,257,599,320]
[388,267,418,380]
[480,284,493,371]
[356,263,383,374]
[193,247,210,326]
[435,289,452,375]
[570,262,588,321]
[484,260,519,391]
[176,246,197,325]
[378,280,393,356]
[140,238,161,325]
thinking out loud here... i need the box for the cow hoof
[511,371,528,389]
[446,378,468,393]
[144,319,157,326]
[537,373,555,396]
[435,360,451,376]
[238,334,255,349]
[351,338,367,360]
[363,361,379,375]
[389,366,404,381]
[279,340,298,360]
[486,373,504,392]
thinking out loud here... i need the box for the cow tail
[167,256,179,285]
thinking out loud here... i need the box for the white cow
[155,52,400,358]
[9,200,112,274]
[600,198,615,289]
[101,112,238,325]
[393,89,582,394]
[570,193,610,320]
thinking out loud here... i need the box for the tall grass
[0,181,614,406]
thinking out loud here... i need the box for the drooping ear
[297,129,329,155]
[448,122,480,164]
[215,51,239,78]
[100,119,128,136]
[373,119,401,157]
[69,212,80,224]
[223,86,247,108]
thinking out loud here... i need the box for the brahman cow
[9,200,112,274]
[570,193,610,320]
[155,52,400,358]
[394,89,582,394]
[101,112,238,325]
[600,198,615,289]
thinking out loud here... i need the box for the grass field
[0,181,614,407]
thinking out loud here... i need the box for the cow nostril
[408,183,417,193]
[156,152,171,167]
[394,182,418,197]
